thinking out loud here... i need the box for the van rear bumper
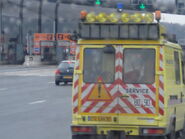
[71,125,166,136]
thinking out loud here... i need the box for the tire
[55,80,60,86]
[167,123,176,139]
[72,135,89,139]
[64,81,68,85]
[179,120,185,139]
[72,134,106,139]
[168,131,176,139]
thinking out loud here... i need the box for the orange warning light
[155,10,161,21]
[80,10,88,20]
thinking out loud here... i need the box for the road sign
[87,77,112,101]
[34,47,40,53]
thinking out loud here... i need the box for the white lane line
[0,88,8,91]
[48,81,55,84]
[29,100,46,105]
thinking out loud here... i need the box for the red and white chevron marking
[80,47,121,114]
[159,46,164,115]
[114,46,156,114]
[79,46,158,115]
[118,83,156,114]
[72,46,80,113]
[115,46,123,81]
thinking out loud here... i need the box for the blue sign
[34,48,40,53]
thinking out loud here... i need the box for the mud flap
[107,131,126,139]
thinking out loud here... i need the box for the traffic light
[139,2,146,10]
[131,0,148,11]
[95,0,101,5]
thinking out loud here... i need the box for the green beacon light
[95,0,101,5]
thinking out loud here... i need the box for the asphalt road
[0,65,72,139]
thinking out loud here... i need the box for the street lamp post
[0,1,3,35]
[0,1,4,36]
[54,0,60,35]
[38,0,43,33]
[0,1,4,62]
[54,0,60,63]
[19,0,24,45]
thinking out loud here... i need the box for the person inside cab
[123,48,155,84]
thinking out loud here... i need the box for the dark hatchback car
[55,60,75,85]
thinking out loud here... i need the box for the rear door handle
[120,94,129,98]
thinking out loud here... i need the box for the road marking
[48,81,55,84]
[29,100,46,105]
[0,69,55,77]
[0,88,8,91]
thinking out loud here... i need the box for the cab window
[84,48,115,83]
[123,48,155,84]
[174,51,181,84]
[181,53,185,84]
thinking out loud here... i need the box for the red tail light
[142,128,165,135]
[71,126,96,133]
[55,69,61,74]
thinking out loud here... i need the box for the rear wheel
[72,135,106,139]
[168,131,176,139]
[179,120,185,139]
[55,80,60,86]
[167,123,176,139]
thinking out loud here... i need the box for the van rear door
[79,45,118,116]
[117,46,164,125]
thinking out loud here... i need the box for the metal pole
[19,0,24,45]
[0,2,2,35]
[54,1,60,35]
[0,1,4,61]
[38,0,43,33]
[54,0,60,63]
[26,32,31,56]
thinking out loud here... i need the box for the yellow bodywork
[72,39,185,136]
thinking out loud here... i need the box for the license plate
[133,98,152,107]
[88,116,112,122]
[63,76,72,79]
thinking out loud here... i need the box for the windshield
[84,48,115,83]
[123,48,155,84]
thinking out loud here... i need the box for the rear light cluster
[71,126,96,134]
[55,69,61,74]
[142,128,165,135]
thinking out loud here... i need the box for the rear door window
[123,48,155,84]
[84,48,115,83]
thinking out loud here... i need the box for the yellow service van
[71,11,185,139]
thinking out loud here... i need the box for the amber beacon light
[80,10,88,20]
[155,10,161,22]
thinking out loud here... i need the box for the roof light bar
[81,12,155,23]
